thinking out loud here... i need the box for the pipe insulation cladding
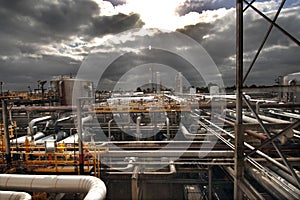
[0,190,32,200]
[0,174,106,200]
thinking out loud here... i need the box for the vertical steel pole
[76,99,84,175]
[208,166,212,200]
[2,100,11,166]
[132,166,139,200]
[235,0,244,199]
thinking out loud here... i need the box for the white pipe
[246,165,300,199]
[82,115,93,124]
[10,132,45,144]
[225,109,263,124]
[54,116,74,133]
[107,157,136,174]
[56,116,74,123]
[0,174,106,200]
[35,134,56,144]
[246,112,289,124]
[0,190,32,200]
[60,115,93,144]
[136,116,141,141]
[166,117,170,140]
[180,123,210,140]
[245,112,295,143]
[143,161,176,175]
[60,133,78,143]
[28,116,52,135]
[108,119,114,141]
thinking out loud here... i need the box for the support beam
[208,166,212,200]
[76,99,84,175]
[243,0,286,83]
[2,100,11,167]
[243,0,299,46]
[247,119,300,156]
[132,166,139,200]
[234,0,244,199]
[243,94,300,188]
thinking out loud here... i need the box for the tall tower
[156,72,161,94]
[175,72,183,93]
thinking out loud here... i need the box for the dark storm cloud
[104,0,126,6]
[0,0,145,90]
[85,13,144,38]
[0,0,100,43]
[179,6,300,86]
[97,48,206,90]
[0,0,299,91]
[176,0,235,16]
[0,55,80,90]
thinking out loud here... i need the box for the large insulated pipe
[60,115,92,144]
[269,165,300,188]
[54,116,74,133]
[0,190,31,200]
[0,174,106,200]
[245,164,300,199]
[10,132,45,144]
[28,116,53,136]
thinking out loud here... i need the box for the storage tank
[283,72,300,102]
[50,76,93,105]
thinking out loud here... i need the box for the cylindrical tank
[283,72,300,102]
[50,76,93,105]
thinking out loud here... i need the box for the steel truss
[235,0,300,198]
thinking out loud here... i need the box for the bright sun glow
[115,0,200,30]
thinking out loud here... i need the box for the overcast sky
[0,0,299,91]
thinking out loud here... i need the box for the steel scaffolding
[234,0,300,198]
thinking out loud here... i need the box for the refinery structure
[1,1,300,200]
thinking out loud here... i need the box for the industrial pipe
[0,190,31,200]
[136,116,141,141]
[107,157,136,172]
[180,123,210,140]
[28,116,53,135]
[0,174,106,200]
[10,132,45,144]
[200,117,291,173]
[143,161,176,175]
[269,165,300,188]
[108,119,114,141]
[225,109,264,124]
[82,115,93,124]
[60,115,93,144]
[216,116,268,140]
[54,116,74,134]
[224,167,265,200]
[245,164,300,199]
[245,112,294,130]
[166,117,170,140]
